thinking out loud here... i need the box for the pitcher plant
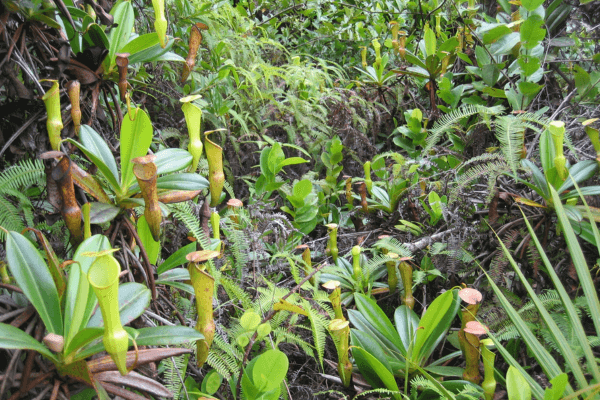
[132,154,161,242]
[88,253,129,375]
[187,250,219,367]
[204,130,224,207]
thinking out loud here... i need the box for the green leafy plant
[65,108,208,227]
[281,179,319,235]
[348,290,477,397]
[483,185,600,399]
[0,158,45,239]
[320,246,396,305]
[254,141,309,199]
[517,121,600,243]
[0,231,203,398]
[241,349,289,400]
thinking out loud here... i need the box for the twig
[403,227,461,252]
[144,310,175,326]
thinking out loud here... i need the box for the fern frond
[302,299,328,368]
[0,159,44,191]
[159,351,189,399]
[495,115,526,176]
[374,236,413,259]
[425,104,505,153]
[450,160,510,203]
[273,328,315,358]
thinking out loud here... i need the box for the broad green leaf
[77,326,204,361]
[483,25,512,44]
[277,157,308,171]
[88,283,151,328]
[560,185,600,200]
[134,326,205,345]
[137,216,160,265]
[573,65,591,97]
[518,57,541,77]
[241,310,261,331]
[522,0,545,11]
[201,370,223,395]
[154,51,186,62]
[518,81,543,96]
[6,231,62,335]
[520,16,546,49]
[394,305,419,355]
[424,26,436,58]
[104,1,135,72]
[88,203,121,224]
[242,357,262,400]
[154,149,193,175]
[76,125,120,190]
[354,294,403,351]
[0,322,58,363]
[558,160,598,193]
[413,289,459,364]
[259,146,273,180]
[157,242,196,274]
[252,349,288,392]
[157,268,190,282]
[545,373,568,400]
[154,280,194,295]
[403,50,427,69]
[156,173,209,191]
[120,33,162,60]
[85,23,109,50]
[64,264,93,351]
[491,32,520,55]
[267,143,285,175]
[352,329,401,372]
[352,347,402,400]
[293,180,312,202]
[120,108,153,191]
[64,327,103,358]
[423,365,464,377]
[507,366,532,400]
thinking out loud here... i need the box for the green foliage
[483,190,600,398]
[1,232,203,397]
[0,158,45,239]
[348,290,466,394]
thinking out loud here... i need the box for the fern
[208,335,243,380]
[375,236,413,259]
[302,298,328,368]
[0,158,44,189]
[424,104,505,153]
[450,158,510,204]
[159,350,190,399]
[0,158,45,238]
[495,115,526,175]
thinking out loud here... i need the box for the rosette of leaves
[0,231,203,399]
[65,108,208,227]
